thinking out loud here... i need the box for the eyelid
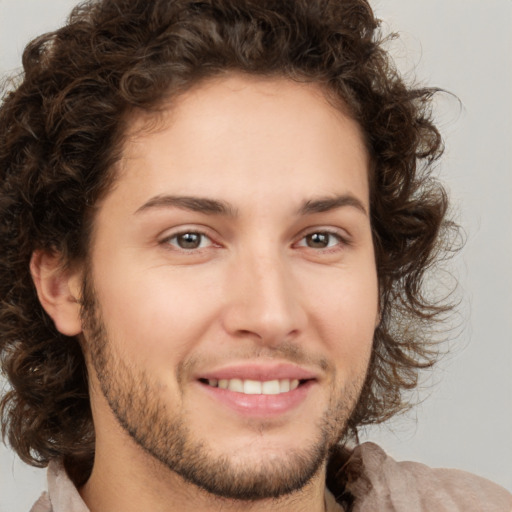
[157,224,352,252]
[159,225,221,251]
[294,227,352,249]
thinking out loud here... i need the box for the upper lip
[197,362,318,382]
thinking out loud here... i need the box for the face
[80,75,379,500]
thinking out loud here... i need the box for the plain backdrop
[0,1,511,510]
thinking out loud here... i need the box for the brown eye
[165,232,212,250]
[305,232,341,249]
[298,231,343,250]
[177,233,202,249]
[306,233,329,248]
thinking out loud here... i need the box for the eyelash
[161,230,216,251]
[160,228,349,253]
[295,230,348,251]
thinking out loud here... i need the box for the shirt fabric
[30,442,512,512]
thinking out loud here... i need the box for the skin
[32,74,379,512]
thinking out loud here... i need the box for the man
[0,0,510,510]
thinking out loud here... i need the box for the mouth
[199,377,308,395]
[195,364,317,417]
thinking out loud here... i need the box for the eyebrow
[298,194,368,216]
[135,195,238,217]
[134,193,367,217]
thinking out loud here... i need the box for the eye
[163,231,214,250]
[297,231,344,249]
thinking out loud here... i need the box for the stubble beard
[81,278,367,501]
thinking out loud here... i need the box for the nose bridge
[223,241,304,343]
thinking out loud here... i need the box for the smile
[196,363,317,416]
[204,378,301,395]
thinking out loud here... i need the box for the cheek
[305,269,378,372]
[92,261,222,361]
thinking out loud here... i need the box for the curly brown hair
[0,0,456,478]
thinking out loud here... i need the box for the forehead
[126,73,358,136]
[108,74,370,214]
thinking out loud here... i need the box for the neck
[79,444,337,512]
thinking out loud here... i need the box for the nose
[221,249,307,346]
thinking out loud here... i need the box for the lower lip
[198,380,315,417]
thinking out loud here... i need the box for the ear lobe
[30,250,83,336]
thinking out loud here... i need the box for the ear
[30,250,83,336]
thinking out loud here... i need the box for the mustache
[176,341,332,385]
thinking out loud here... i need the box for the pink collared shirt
[31,442,512,512]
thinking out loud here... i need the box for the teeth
[206,378,302,395]
[261,380,280,395]
[229,378,244,393]
[243,379,262,394]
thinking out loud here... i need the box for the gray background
[0,0,511,510]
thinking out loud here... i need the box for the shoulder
[30,460,89,512]
[329,442,512,512]
[30,492,52,512]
